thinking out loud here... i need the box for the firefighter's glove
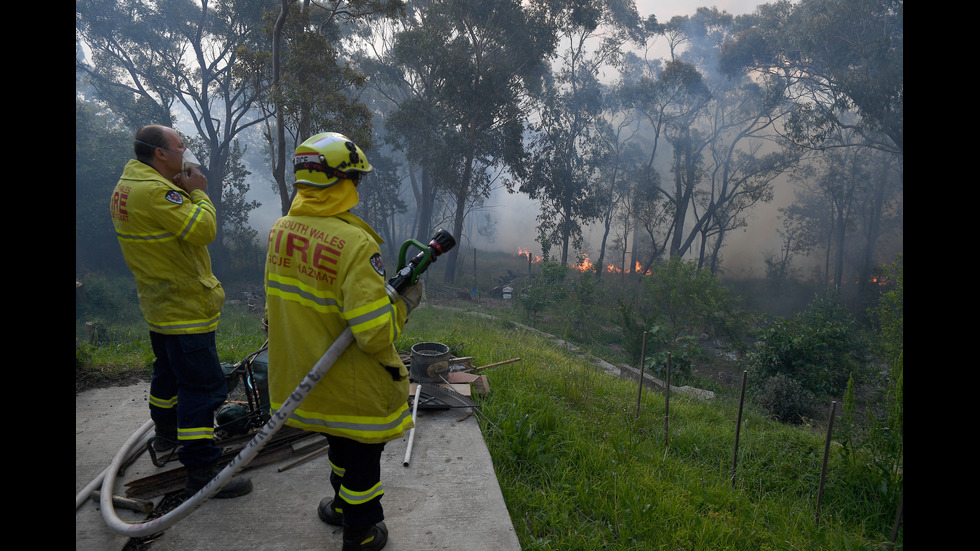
[400,281,424,312]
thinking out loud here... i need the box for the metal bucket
[410,341,451,383]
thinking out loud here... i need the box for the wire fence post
[731,369,748,488]
[664,351,671,447]
[887,490,903,549]
[815,400,837,524]
[635,331,648,420]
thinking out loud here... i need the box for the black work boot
[317,497,344,526]
[184,465,253,499]
[151,433,180,452]
[342,522,388,551]
[152,424,179,451]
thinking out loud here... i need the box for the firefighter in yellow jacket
[110,124,251,499]
[265,132,421,551]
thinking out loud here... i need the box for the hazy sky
[636,0,766,19]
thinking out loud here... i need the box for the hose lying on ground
[84,327,354,537]
[75,421,154,511]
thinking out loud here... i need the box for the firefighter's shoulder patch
[369,253,385,277]
[165,190,184,205]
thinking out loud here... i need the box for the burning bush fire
[516,249,655,275]
[517,248,541,263]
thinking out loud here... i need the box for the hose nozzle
[386,229,457,295]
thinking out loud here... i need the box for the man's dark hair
[134,125,168,164]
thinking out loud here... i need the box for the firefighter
[264,132,421,551]
[110,124,252,499]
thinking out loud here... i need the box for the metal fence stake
[815,400,837,523]
[731,369,748,487]
[635,331,648,420]
[664,352,671,447]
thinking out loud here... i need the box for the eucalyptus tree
[364,2,459,247]
[721,0,903,159]
[619,55,710,270]
[591,98,646,278]
[720,0,902,289]
[523,75,606,267]
[520,0,644,266]
[617,27,715,271]
[435,0,558,284]
[234,0,405,216]
[618,8,803,274]
[671,8,802,273]
[374,0,555,284]
[76,99,133,275]
[783,126,901,289]
[438,0,556,284]
[76,0,273,273]
[350,146,409,261]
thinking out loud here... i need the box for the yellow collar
[288,181,383,244]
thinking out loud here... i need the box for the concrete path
[76,383,521,551]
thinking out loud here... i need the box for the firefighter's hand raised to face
[172,167,208,194]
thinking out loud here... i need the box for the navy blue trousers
[149,331,227,470]
[327,434,386,529]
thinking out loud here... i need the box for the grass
[75,277,901,550]
[75,273,267,391]
[397,306,901,550]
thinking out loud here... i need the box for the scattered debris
[91,490,154,514]
[123,426,325,500]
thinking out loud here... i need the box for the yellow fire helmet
[293,132,373,188]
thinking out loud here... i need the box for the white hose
[403,383,422,467]
[93,328,355,537]
[75,420,155,510]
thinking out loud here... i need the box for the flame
[574,255,641,274]
[517,248,541,263]
[574,254,594,272]
[517,249,656,275]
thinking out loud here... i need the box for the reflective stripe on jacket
[110,159,224,334]
[265,202,412,445]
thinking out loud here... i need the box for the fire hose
[403,384,423,467]
[81,229,455,537]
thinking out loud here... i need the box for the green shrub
[753,373,816,424]
[517,261,569,320]
[616,300,646,364]
[749,290,869,397]
[620,257,746,371]
[76,272,143,325]
[870,257,903,364]
[642,325,699,378]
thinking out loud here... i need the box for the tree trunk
[444,186,467,284]
[273,0,289,216]
[443,128,478,285]
[411,164,435,246]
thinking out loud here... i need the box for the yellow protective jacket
[264,181,412,444]
[110,159,224,334]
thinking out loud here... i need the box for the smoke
[240,0,792,271]
[466,0,798,270]
[469,181,796,278]
[242,0,893,286]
